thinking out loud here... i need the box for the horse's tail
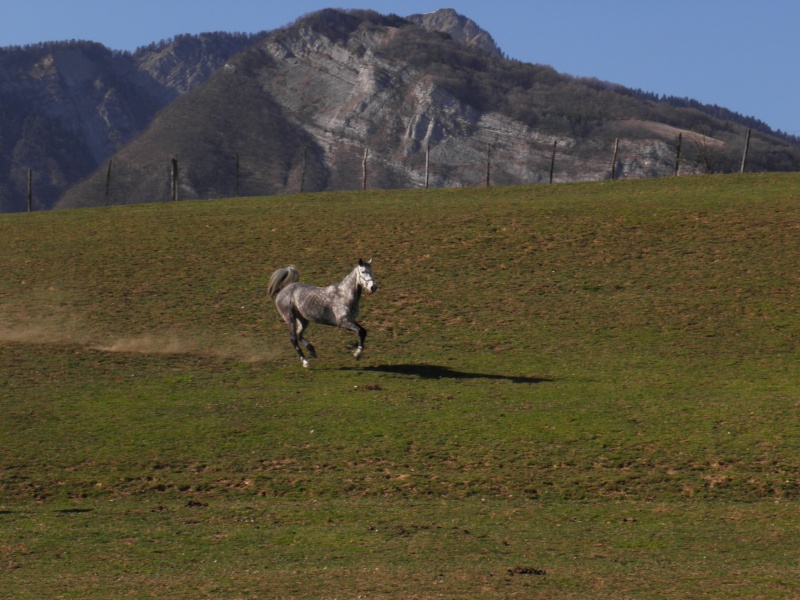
[268,265,300,299]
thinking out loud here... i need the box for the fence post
[171,158,179,201]
[740,128,751,174]
[486,143,491,187]
[300,147,308,193]
[362,148,368,190]
[549,140,557,184]
[27,169,32,212]
[674,133,682,176]
[610,138,620,180]
[104,160,112,206]
[235,153,240,196]
[425,142,430,189]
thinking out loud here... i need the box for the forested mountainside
[1,9,797,211]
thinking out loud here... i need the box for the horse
[268,259,378,368]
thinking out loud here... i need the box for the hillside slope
[4,172,799,363]
[3,174,800,596]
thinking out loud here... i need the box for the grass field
[2,173,800,598]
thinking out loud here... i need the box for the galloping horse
[268,259,377,368]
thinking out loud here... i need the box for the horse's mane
[268,265,300,299]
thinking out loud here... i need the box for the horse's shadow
[346,363,552,384]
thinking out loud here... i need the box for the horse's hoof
[302,359,311,368]
[353,347,363,359]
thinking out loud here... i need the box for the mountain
[0,32,266,211]
[1,9,798,212]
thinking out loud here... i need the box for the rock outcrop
[407,8,502,56]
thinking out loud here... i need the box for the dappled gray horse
[268,259,377,368]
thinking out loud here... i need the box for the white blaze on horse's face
[357,259,377,293]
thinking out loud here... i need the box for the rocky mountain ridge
[1,9,798,212]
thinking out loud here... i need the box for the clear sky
[4,0,798,136]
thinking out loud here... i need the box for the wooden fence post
[425,142,430,189]
[610,138,620,180]
[27,169,32,212]
[674,133,682,176]
[740,128,751,174]
[235,153,240,196]
[549,140,557,184]
[362,148,368,190]
[486,143,491,187]
[105,160,112,206]
[300,147,308,193]
[171,158,179,201]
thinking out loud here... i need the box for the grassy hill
[3,174,800,597]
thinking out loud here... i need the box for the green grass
[3,173,800,597]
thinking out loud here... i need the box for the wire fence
[22,128,761,211]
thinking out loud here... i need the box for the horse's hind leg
[302,339,317,358]
[295,317,317,359]
[288,312,311,368]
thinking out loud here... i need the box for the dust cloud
[0,315,276,363]
[95,333,278,363]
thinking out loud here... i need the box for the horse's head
[357,258,377,293]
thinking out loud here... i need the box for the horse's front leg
[342,320,367,359]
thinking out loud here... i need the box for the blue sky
[4,0,799,136]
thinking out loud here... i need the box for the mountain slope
[58,61,325,208]
[2,8,798,211]
[59,10,537,206]
[60,9,800,209]
[0,33,266,211]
